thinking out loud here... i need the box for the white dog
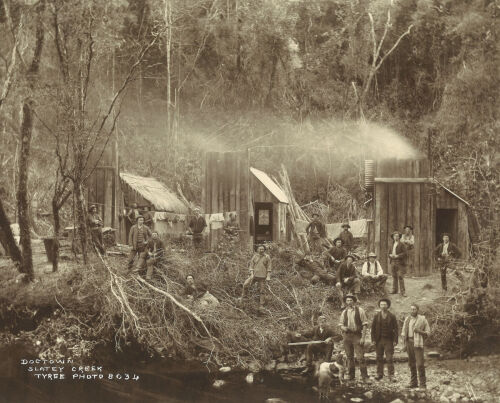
[315,352,347,400]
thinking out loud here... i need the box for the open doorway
[254,202,273,246]
[436,209,458,245]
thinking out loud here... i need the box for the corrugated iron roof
[434,180,470,206]
[250,167,289,204]
[120,172,189,213]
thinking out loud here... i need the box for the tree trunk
[74,181,88,264]
[17,101,35,281]
[51,198,60,272]
[0,198,23,267]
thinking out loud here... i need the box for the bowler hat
[404,225,413,231]
[333,237,343,245]
[341,222,351,228]
[378,298,391,308]
[343,294,357,303]
[368,252,377,258]
[391,231,401,240]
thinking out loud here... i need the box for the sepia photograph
[0,0,498,402]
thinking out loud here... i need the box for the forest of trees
[0,0,498,280]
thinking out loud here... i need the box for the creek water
[0,343,405,403]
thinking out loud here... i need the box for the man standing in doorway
[189,207,207,249]
[306,213,327,254]
[338,294,369,382]
[87,205,105,255]
[338,222,354,253]
[128,215,152,271]
[434,233,462,291]
[389,231,407,297]
[402,304,431,389]
[240,245,272,309]
[336,255,361,306]
[401,225,415,273]
[371,298,398,382]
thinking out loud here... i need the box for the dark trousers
[192,234,203,249]
[90,227,105,254]
[128,247,145,269]
[375,337,394,377]
[343,332,367,378]
[407,339,426,387]
[438,260,451,290]
[306,341,334,365]
[242,276,267,305]
[390,261,406,294]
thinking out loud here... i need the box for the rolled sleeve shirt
[339,306,368,332]
[250,254,271,279]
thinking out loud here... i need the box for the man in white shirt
[361,252,388,289]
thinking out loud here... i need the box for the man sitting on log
[336,254,361,307]
[326,237,346,271]
[361,252,388,292]
[296,314,335,374]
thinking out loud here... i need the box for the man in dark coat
[127,203,140,225]
[87,205,105,254]
[434,233,462,291]
[326,237,346,270]
[188,207,207,249]
[145,231,165,280]
[337,222,354,252]
[389,231,407,297]
[298,314,335,374]
[182,274,199,300]
[371,298,398,381]
[306,213,327,254]
[336,254,361,305]
[128,215,152,270]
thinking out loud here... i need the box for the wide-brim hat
[345,254,356,260]
[368,252,377,258]
[378,298,391,308]
[332,237,343,244]
[343,294,357,303]
[88,204,97,212]
[391,231,402,239]
[404,224,413,230]
[136,215,144,221]
[341,222,351,228]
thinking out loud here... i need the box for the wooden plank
[396,160,407,234]
[235,152,241,224]
[413,161,421,276]
[230,153,236,211]
[374,177,432,183]
[218,155,224,213]
[210,152,218,250]
[374,184,382,261]
[420,183,430,276]
[458,202,469,260]
[272,204,278,242]
[430,183,436,273]
[104,168,113,227]
[240,150,250,249]
[223,152,230,211]
[201,152,207,213]
[96,168,105,215]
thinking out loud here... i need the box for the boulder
[428,351,441,358]
[389,399,404,403]
[350,398,363,402]
[213,380,226,389]
[219,366,231,373]
[364,391,373,399]
[266,399,288,403]
[245,373,254,384]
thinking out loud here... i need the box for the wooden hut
[368,158,475,276]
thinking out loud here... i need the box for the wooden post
[413,160,421,276]
[239,150,250,249]
[104,168,113,227]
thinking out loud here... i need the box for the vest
[343,306,362,335]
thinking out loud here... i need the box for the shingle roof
[120,172,188,213]
[250,167,289,204]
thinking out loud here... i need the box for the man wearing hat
[401,225,415,273]
[87,205,105,254]
[371,298,398,381]
[306,213,327,253]
[336,255,361,305]
[326,237,346,270]
[389,231,408,297]
[128,215,152,270]
[434,233,462,291]
[361,252,387,288]
[338,294,369,381]
[337,222,354,253]
[298,314,336,374]
[188,208,207,249]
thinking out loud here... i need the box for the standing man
[188,207,207,249]
[326,237,346,270]
[401,225,415,273]
[389,231,408,297]
[338,222,354,253]
[127,203,141,225]
[128,215,152,270]
[402,304,431,389]
[361,252,388,288]
[240,245,272,308]
[338,294,369,382]
[336,255,361,305]
[371,298,398,381]
[87,205,105,254]
[306,213,327,254]
[145,231,165,280]
[299,315,335,374]
[141,206,154,229]
[434,233,462,292]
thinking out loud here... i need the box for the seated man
[361,252,387,290]
[145,231,165,280]
[182,274,199,301]
[326,238,346,271]
[336,255,361,306]
[298,315,335,374]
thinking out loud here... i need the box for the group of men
[295,295,430,390]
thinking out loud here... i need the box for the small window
[258,209,270,226]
